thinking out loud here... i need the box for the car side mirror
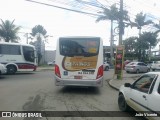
[124,83,131,87]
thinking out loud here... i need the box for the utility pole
[19,32,30,44]
[119,0,124,45]
[115,0,124,80]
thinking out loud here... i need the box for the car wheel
[7,65,17,74]
[136,69,139,74]
[118,94,129,112]
[105,66,109,71]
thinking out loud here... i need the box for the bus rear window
[59,38,100,57]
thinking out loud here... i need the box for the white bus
[0,42,37,74]
[55,36,103,87]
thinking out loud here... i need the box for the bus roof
[59,36,101,39]
[0,42,35,47]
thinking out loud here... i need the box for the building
[45,50,56,63]
[103,46,116,64]
[30,38,45,64]
[103,46,111,62]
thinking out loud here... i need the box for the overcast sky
[0,0,160,50]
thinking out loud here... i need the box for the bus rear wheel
[7,65,17,74]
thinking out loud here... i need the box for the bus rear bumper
[54,77,103,87]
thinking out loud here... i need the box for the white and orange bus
[54,36,103,87]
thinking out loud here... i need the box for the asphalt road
[0,70,146,120]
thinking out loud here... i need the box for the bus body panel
[0,42,37,73]
[55,76,103,87]
[55,36,103,87]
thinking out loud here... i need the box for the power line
[26,0,159,34]
[45,0,109,17]
[75,0,105,13]
[25,0,101,17]
[123,0,160,21]
[76,0,105,9]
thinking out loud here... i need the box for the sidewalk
[108,74,141,91]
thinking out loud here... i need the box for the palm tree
[129,12,153,36]
[30,25,48,64]
[96,4,119,22]
[0,19,21,42]
[96,4,129,64]
[96,5,119,64]
[129,12,153,60]
[154,23,160,34]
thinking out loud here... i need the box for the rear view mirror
[124,83,131,87]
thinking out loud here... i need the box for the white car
[118,72,160,120]
[47,61,55,66]
[103,62,110,71]
[0,63,7,75]
[151,61,160,71]
[125,62,150,74]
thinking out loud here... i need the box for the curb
[107,79,119,91]
[107,75,140,91]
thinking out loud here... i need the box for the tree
[137,32,159,61]
[123,37,138,59]
[96,4,129,64]
[153,23,160,34]
[123,32,158,61]
[0,19,21,42]
[129,12,153,35]
[30,25,47,37]
[128,12,153,60]
[96,4,119,22]
[30,25,48,64]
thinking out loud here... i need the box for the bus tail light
[55,64,61,78]
[96,65,103,79]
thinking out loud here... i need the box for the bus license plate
[74,76,82,79]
